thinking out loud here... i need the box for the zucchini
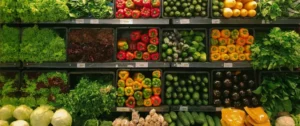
[163,113,172,123]
[192,112,204,124]
[169,111,178,120]
[178,111,190,126]
[213,116,221,126]
[185,111,195,125]
[199,112,207,123]
[206,115,215,126]
[176,119,184,126]
[169,122,176,126]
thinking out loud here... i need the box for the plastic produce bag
[221,108,246,126]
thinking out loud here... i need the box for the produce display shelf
[170,105,217,112]
[115,105,170,112]
[172,18,300,24]
[0,63,20,68]
[23,62,170,68]
[171,62,252,68]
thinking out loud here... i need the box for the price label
[215,107,223,111]
[116,107,130,112]
[212,19,221,24]
[71,0,78,1]
[176,63,189,67]
[77,63,86,68]
[224,63,233,68]
[180,19,190,24]
[120,19,133,24]
[90,19,99,24]
[261,20,270,24]
[135,62,148,68]
[127,65,134,68]
[179,106,188,111]
[75,19,84,24]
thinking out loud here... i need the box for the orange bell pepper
[211,53,221,61]
[126,78,134,87]
[133,72,145,82]
[133,81,142,91]
[118,80,126,87]
[227,38,235,45]
[227,45,236,53]
[212,29,221,39]
[236,37,246,46]
[236,45,245,54]
[245,45,251,53]
[244,107,270,124]
[144,98,152,107]
[246,35,254,45]
[245,53,251,60]
[238,54,246,61]
[219,46,228,54]
[218,38,228,46]
[211,46,219,53]
[152,87,161,96]
[221,54,230,61]
[221,29,231,38]
[239,28,249,38]
[119,70,129,80]
[229,53,239,61]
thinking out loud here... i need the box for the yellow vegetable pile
[223,0,257,18]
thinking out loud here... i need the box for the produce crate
[162,0,209,18]
[211,69,259,108]
[116,69,163,107]
[208,28,255,62]
[20,26,67,63]
[163,71,211,107]
[67,28,115,62]
[210,0,258,18]
[0,70,21,105]
[161,28,208,62]
[114,0,162,18]
[115,27,161,61]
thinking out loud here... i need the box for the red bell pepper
[151,95,161,106]
[137,42,146,51]
[126,52,135,60]
[126,96,135,108]
[128,41,137,51]
[148,28,158,38]
[141,7,151,18]
[141,34,149,44]
[151,52,159,60]
[150,37,159,45]
[116,9,125,19]
[132,10,141,19]
[133,0,143,6]
[151,0,160,7]
[142,0,151,8]
[142,52,151,60]
[126,0,135,9]
[151,8,160,18]
[130,31,141,41]
[134,51,143,59]
[117,51,126,60]
[116,0,126,9]
[124,8,132,18]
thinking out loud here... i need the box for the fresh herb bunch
[0,26,20,63]
[56,76,116,122]
[253,73,300,123]
[0,0,18,23]
[20,26,66,63]
[68,0,89,18]
[251,27,300,70]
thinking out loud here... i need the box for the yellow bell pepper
[119,70,129,80]
[117,80,125,87]
[126,78,134,87]
[221,108,246,126]
[244,107,269,124]
[229,53,239,61]
[133,72,145,82]
[125,87,134,96]
[132,81,142,91]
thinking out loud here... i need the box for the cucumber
[169,111,178,120]
[185,111,195,125]
[163,113,172,123]
[169,122,176,126]
[192,112,204,124]
[213,116,221,126]
[203,122,209,126]
[206,115,215,126]
[178,111,190,126]
[176,119,184,126]
[198,112,207,123]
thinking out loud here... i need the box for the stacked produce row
[115,0,161,18]
[162,0,208,17]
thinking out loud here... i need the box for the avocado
[174,82,179,87]
[195,85,200,91]
[178,93,184,99]
[185,93,191,100]
[189,75,196,81]
[181,100,187,105]
[176,87,182,92]
[192,92,200,100]
[166,74,174,81]
[179,80,186,86]
[182,87,187,92]
[173,92,178,98]
[188,86,194,93]
[189,99,195,105]
[166,99,172,105]
[166,92,172,98]
[173,75,178,81]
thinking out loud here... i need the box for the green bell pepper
[143,88,152,99]
[142,78,152,88]
[117,97,126,107]
[134,91,143,101]
[117,87,125,96]
[152,78,162,88]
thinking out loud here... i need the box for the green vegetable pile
[251,27,300,70]
[163,0,208,17]
[0,26,19,63]
[253,73,300,122]
[165,73,209,105]
[162,30,207,62]
[20,26,66,63]
[68,0,113,19]
[0,0,18,23]
[0,72,19,106]
[164,111,221,126]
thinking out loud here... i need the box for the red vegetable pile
[117,28,159,61]
[116,0,160,18]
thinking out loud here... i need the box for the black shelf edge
[0,63,20,68]
[171,62,252,68]
[23,62,170,68]
[114,106,222,112]
[114,105,170,112]
[170,105,219,112]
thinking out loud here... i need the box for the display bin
[0,70,21,99]
[161,0,209,18]
[161,28,208,62]
[208,27,255,62]
[115,27,162,61]
[163,71,211,109]
[67,28,115,63]
[116,69,164,106]
[211,69,259,108]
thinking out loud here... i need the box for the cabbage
[0,105,15,120]
[13,105,33,120]
[30,105,54,126]
[51,109,72,126]
[10,120,29,126]
[0,120,9,126]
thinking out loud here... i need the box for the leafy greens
[68,0,113,18]
[0,26,20,63]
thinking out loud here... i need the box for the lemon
[223,8,233,18]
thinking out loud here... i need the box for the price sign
[90,19,99,24]
[75,19,84,24]
[180,19,190,24]
[77,63,86,68]
[224,63,233,68]
[135,62,148,68]
[116,107,130,112]
[120,19,133,24]
[179,106,189,111]
[176,63,190,67]
[215,107,223,111]
[127,65,134,68]
[212,19,221,24]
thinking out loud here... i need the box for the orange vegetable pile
[210,28,254,61]
[223,0,257,18]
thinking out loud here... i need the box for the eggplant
[233,101,241,108]
[246,89,253,96]
[214,99,222,106]
[239,90,246,98]
[252,97,259,106]
[216,72,222,79]
[214,80,221,89]
[243,98,250,106]
[248,80,255,88]
[226,71,232,77]
[233,85,239,91]
[239,82,245,89]
[233,75,239,83]
[231,92,240,101]
[214,90,221,98]
[223,90,230,97]
[242,74,248,81]
[224,79,232,88]
[224,98,231,107]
